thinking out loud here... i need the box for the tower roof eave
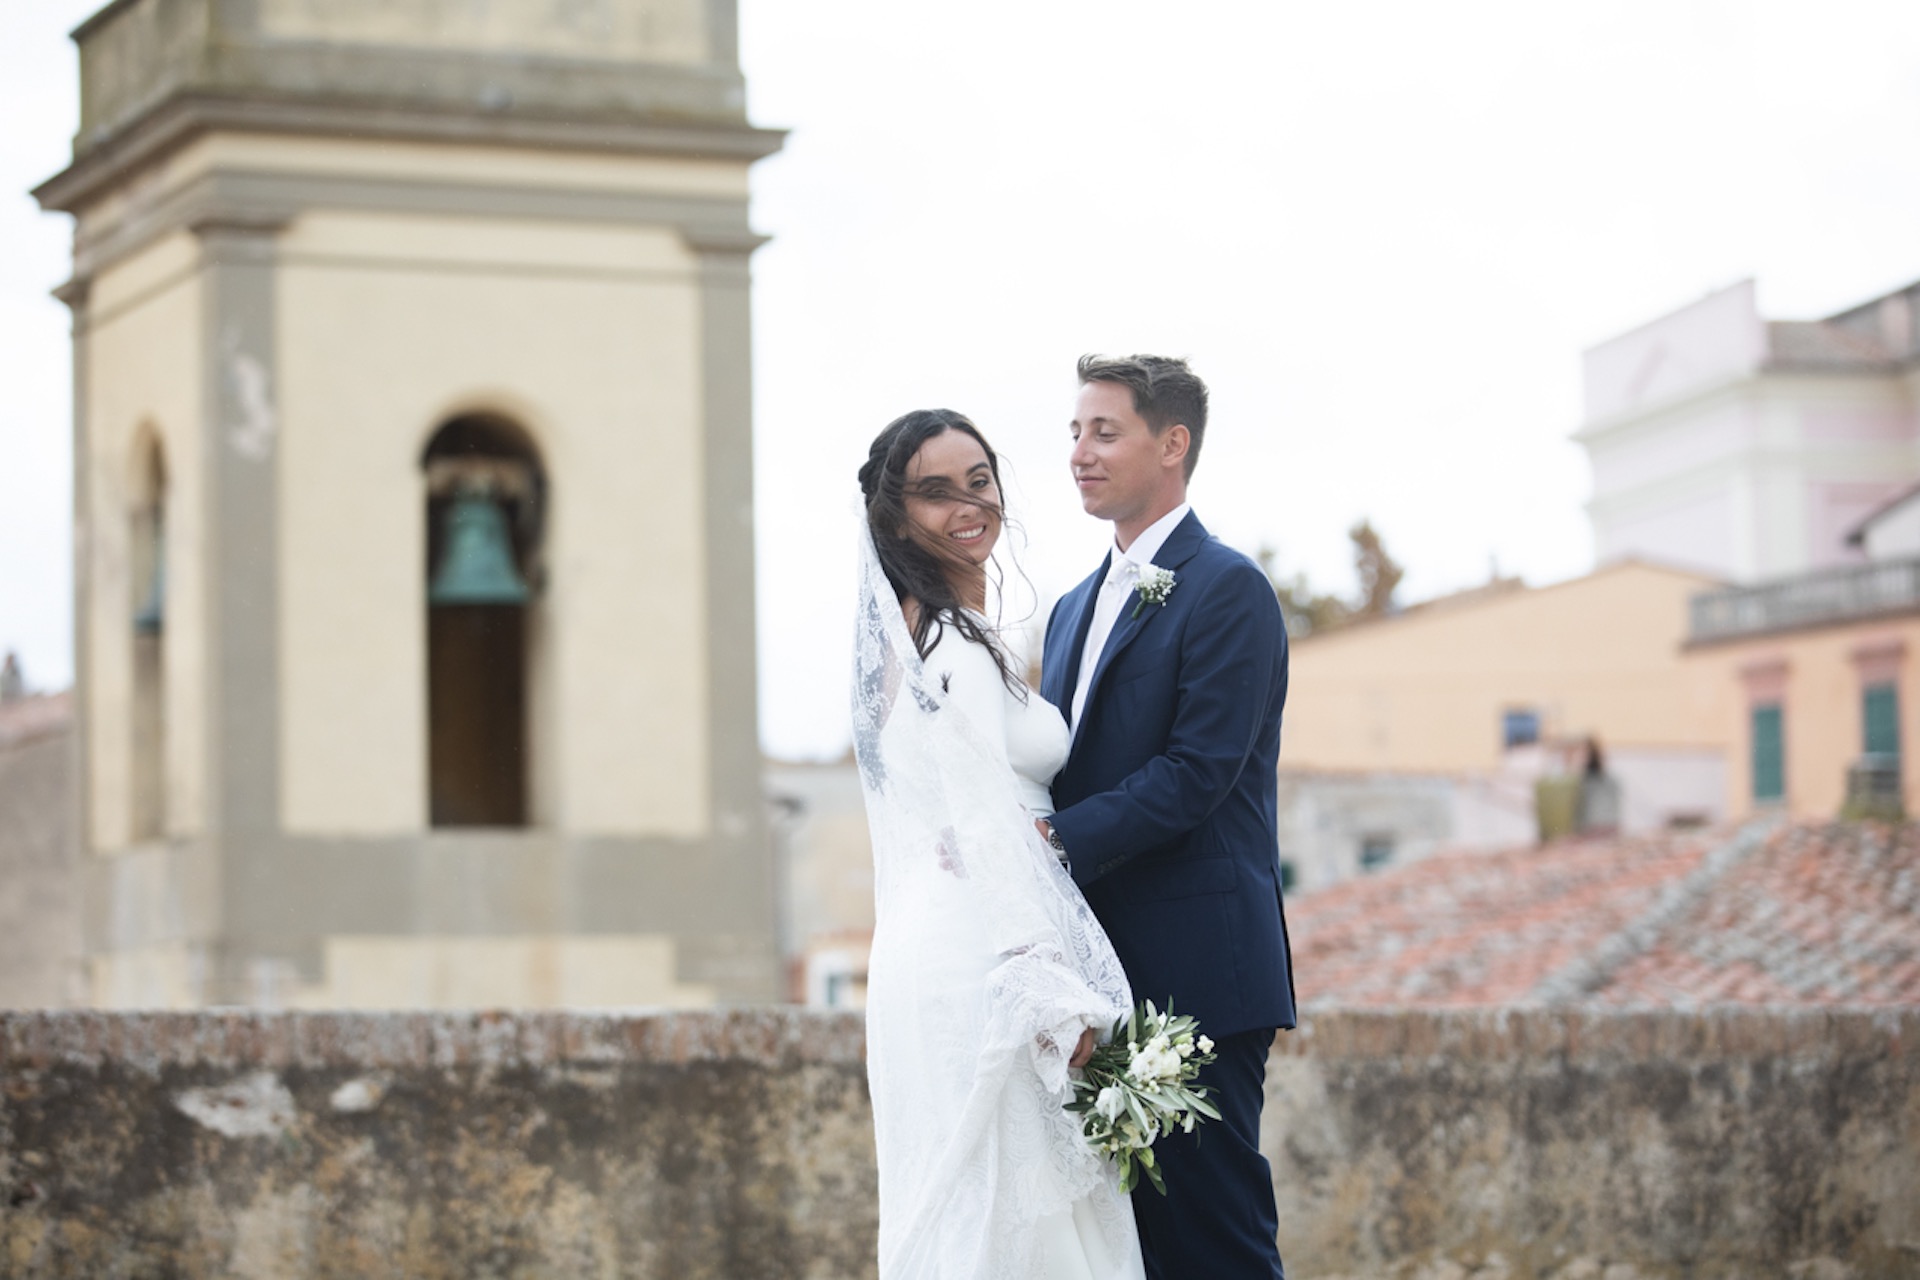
[35,90,788,216]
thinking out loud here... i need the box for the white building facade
[1579,279,1920,583]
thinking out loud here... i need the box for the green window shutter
[1751,704,1785,802]
[1864,683,1900,758]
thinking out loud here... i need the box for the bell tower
[37,0,783,1007]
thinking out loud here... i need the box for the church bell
[133,523,165,634]
[429,491,530,606]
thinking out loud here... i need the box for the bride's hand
[1069,1027,1097,1069]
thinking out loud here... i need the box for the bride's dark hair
[860,408,1023,695]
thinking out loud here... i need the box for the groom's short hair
[1076,353,1209,479]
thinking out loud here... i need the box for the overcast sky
[5,1,1920,760]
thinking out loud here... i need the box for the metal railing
[1689,557,1920,643]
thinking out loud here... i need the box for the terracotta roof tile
[1291,821,1920,1008]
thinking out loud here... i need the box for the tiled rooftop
[1767,318,1900,369]
[1291,820,1920,1009]
[1765,279,1920,370]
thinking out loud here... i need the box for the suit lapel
[1077,512,1210,728]
[1044,559,1110,715]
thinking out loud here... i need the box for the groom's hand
[1069,1027,1097,1069]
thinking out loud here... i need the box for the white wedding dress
[853,530,1144,1280]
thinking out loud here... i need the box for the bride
[853,408,1145,1280]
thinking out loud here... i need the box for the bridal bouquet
[1067,1000,1220,1194]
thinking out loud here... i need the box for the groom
[1038,354,1295,1279]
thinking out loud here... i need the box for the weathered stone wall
[1268,1009,1920,1279]
[1,1010,875,1279]
[1,1008,1914,1279]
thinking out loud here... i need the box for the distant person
[852,410,1144,1278]
[0,652,23,702]
[1040,354,1297,1279]
[1578,735,1621,834]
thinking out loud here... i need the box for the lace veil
[852,523,1136,1279]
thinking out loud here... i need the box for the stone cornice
[680,227,773,256]
[56,159,768,290]
[69,0,142,43]
[50,277,91,315]
[35,91,787,216]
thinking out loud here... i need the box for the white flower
[1072,1001,1225,1193]
[1130,566,1178,618]
[1128,1040,1183,1084]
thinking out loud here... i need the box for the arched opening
[130,435,167,842]
[422,415,545,827]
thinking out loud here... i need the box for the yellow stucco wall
[276,208,710,836]
[1685,618,1920,820]
[1283,562,1723,773]
[83,231,207,850]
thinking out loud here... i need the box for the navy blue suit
[1042,510,1294,1279]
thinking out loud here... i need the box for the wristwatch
[1042,821,1068,864]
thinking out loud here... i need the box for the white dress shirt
[1069,503,1191,741]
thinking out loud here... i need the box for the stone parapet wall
[2,1007,1914,1278]
[1,1010,875,1279]
[1268,1008,1919,1278]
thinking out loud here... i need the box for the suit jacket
[1042,511,1297,1038]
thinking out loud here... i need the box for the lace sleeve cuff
[988,945,1118,1098]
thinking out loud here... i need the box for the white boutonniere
[1130,565,1177,618]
